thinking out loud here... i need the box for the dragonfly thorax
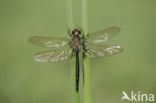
[72,29,81,52]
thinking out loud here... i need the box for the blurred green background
[0,0,156,103]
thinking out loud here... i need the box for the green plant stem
[66,0,74,29]
[66,0,80,103]
[82,0,88,33]
[67,0,91,103]
[81,0,91,103]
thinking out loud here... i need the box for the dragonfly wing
[88,26,120,43]
[87,44,123,58]
[28,36,70,48]
[33,46,73,62]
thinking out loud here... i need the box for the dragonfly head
[72,29,81,36]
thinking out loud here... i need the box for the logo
[121,91,154,102]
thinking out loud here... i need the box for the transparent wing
[88,26,120,44]
[86,44,123,58]
[33,46,73,62]
[28,36,70,49]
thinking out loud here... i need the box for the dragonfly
[28,26,123,92]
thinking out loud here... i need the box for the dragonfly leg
[81,29,84,36]
[81,36,88,41]
[80,31,89,42]
[67,29,72,37]
[68,41,73,48]
[82,48,90,59]
[82,47,88,53]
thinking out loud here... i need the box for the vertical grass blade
[66,0,80,103]
[66,0,74,29]
[81,0,91,103]
[82,0,88,33]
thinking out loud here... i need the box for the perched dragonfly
[28,26,123,92]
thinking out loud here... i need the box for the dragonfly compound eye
[78,31,81,35]
[72,31,75,35]
[72,29,80,36]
